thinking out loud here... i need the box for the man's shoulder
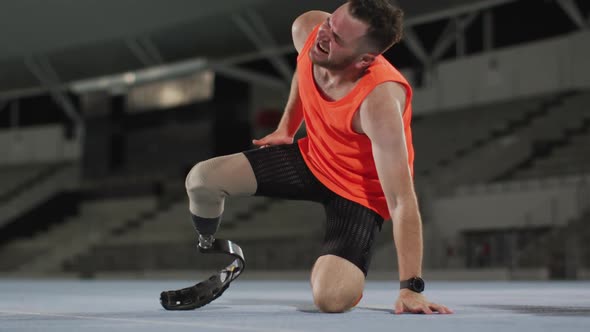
[366,58,412,98]
[371,56,406,78]
[364,81,407,106]
[292,11,330,53]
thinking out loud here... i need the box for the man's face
[309,3,370,71]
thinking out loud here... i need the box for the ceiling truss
[24,55,84,137]
[7,0,580,101]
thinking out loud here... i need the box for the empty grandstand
[1,0,589,282]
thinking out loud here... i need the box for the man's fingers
[429,303,453,314]
[422,305,433,314]
[394,301,404,314]
[440,305,454,314]
[395,297,453,315]
[429,303,443,313]
[252,139,264,145]
[252,139,271,148]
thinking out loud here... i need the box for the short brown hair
[348,0,404,53]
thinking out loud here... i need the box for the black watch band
[400,277,425,293]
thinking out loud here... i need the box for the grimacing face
[309,3,372,71]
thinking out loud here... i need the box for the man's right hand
[252,131,294,148]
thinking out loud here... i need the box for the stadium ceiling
[0,0,586,100]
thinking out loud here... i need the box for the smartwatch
[400,277,425,293]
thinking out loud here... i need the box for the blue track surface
[1,279,589,331]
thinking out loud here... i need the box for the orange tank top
[296,25,414,220]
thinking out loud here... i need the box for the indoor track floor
[1,279,589,331]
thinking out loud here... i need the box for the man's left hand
[394,289,453,314]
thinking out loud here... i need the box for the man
[176,0,452,314]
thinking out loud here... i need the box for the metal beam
[0,46,297,99]
[139,36,165,65]
[457,12,480,30]
[1,0,519,101]
[405,0,516,27]
[24,56,83,130]
[243,9,293,80]
[71,58,209,93]
[243,10,280,50]
[0,86,53,100]
[212,64,288,91]
[402,27,430,65]
[0,0,521,101]
[216,45,295,66]
[430,12,478,61]
[430,20,456,60]
[483,10,494,51]
[70,45,298,94]
[246,10,294,82]
[232,12,293,83]
[455,18,466,57]
[126,35,164,67]
[9,99,20,130]
[125,38,155,67]
[556,0,587,29]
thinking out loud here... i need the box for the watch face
[412,278,425,292]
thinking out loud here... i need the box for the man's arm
[253,11,329,146]
[358,82,452,314]
[274,74,303,138]
[358,82,421,280]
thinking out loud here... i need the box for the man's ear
[357,53,376,69]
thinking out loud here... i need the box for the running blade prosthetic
[160,239,245,310]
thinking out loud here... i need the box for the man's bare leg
[186,152,257,217]
[185,152,257,244]
[160,153,257,310]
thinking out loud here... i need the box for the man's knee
[185,159,218,194]
[312,284,361,313]
[311,255,364,313]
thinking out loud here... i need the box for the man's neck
[315,64,366,87]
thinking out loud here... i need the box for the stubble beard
[310,51,356,71]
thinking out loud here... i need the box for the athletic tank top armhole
[296,24,322,62]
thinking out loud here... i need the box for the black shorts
[243,143,384,276]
